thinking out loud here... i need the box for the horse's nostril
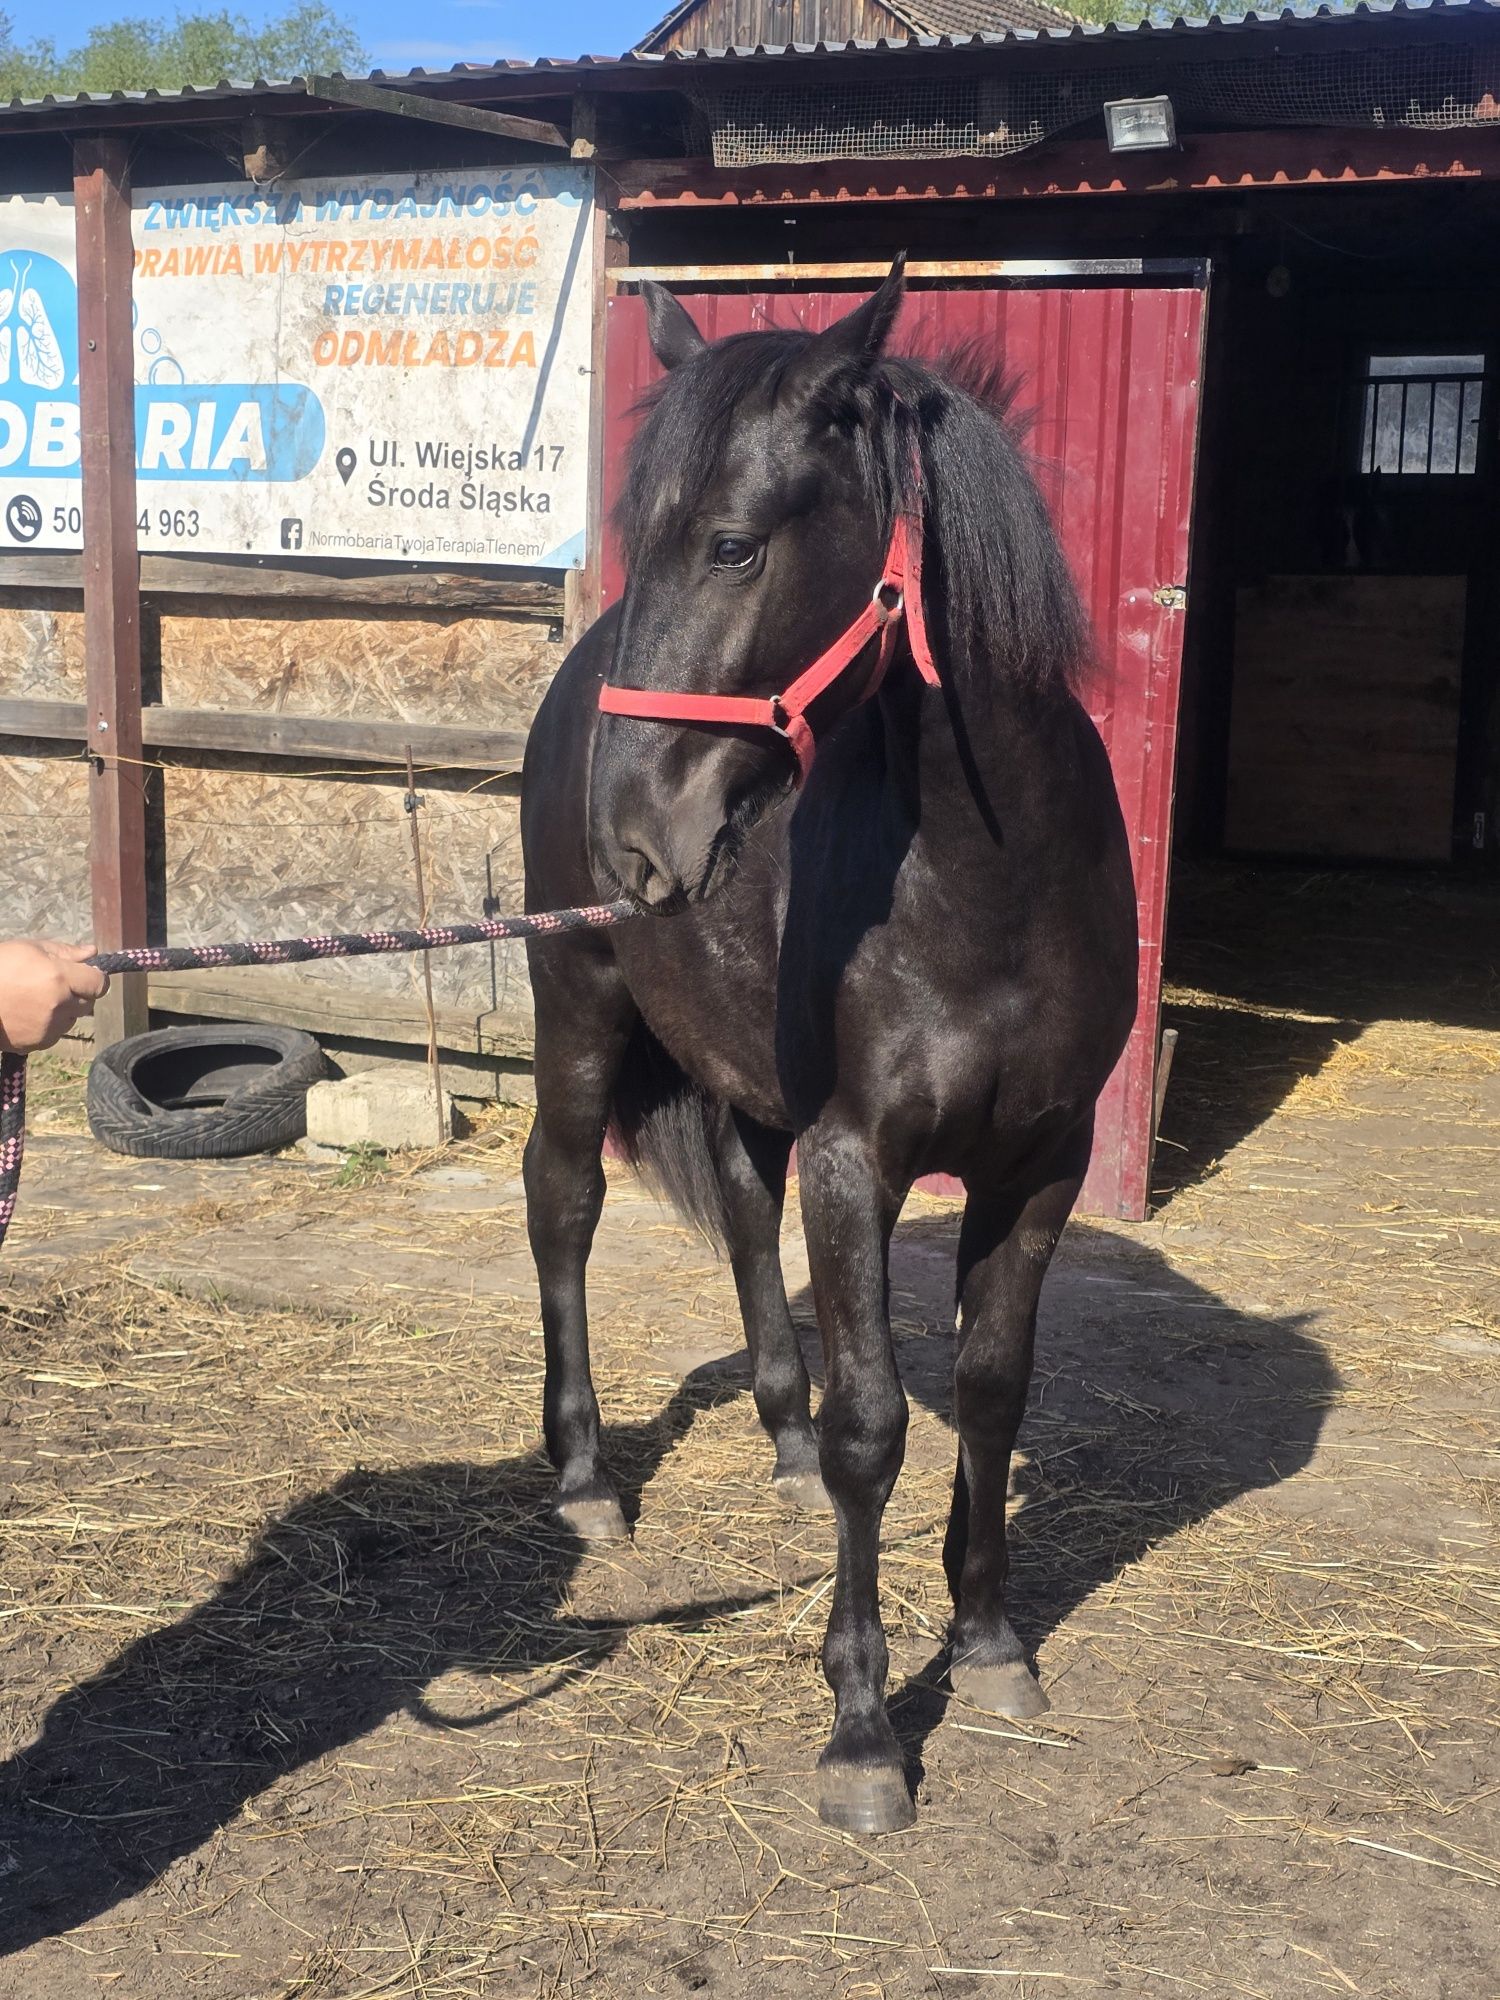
[614,834,678,907]
[618,847,654,894]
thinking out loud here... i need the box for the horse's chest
[853,975,1027,1135]
[798,910,1100,1171]
[618,842,1112,1166]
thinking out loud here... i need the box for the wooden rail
[0,698,527,775]
[145,968,535,1060]
[0,552,565,618]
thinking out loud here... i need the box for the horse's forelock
[617,330,812,563]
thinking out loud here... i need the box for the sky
[4,0,650,71]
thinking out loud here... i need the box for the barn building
[0,1,1495,1216]
[633,0,1080,56]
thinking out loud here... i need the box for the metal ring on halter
[769,696,793,738]
[873,580,905,621]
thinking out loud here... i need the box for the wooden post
[74,133,148,1045]
[564,105,626,652]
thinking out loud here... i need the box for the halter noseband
[597,494,941,785]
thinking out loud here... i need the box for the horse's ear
[785,253,907,412]
[643,281,707,372]
[832,252,908,359]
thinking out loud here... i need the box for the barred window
[1356,353,1486,477]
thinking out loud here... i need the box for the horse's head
[590,258,909,910]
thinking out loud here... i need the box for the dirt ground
[0,863,1495,2000]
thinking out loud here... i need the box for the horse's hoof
[818,1762,915,1837]
[951,1659,1050,1719]
[774,1469,834,1513]
[554,1496,628,1541]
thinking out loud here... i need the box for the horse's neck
[876,651,1067,867]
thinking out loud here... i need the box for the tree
[1065,0,1259,19]
[0,5,365,99]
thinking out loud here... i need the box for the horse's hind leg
[524,945,636,1541]
[943,1125,1091,1719]
[712,1109,828,1512]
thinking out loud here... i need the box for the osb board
[0,602,86,701]
[0,598,561,734]
[161,766,531,1044]
[0,754,91,936]
[158,603,560,732]
[1226,574,1463,863]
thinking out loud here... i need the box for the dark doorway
[1182,191,1500,873]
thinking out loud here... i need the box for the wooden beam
[605,128,1500,209]
[0,549,564,617]
[570,92,602,163]
[0,697,527,776]
[611,257,1185,285]
[306,74,568,150]
[565,124,626,652]
[0,72,658,139]
[74,132,148,1047]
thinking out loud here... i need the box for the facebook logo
[280,517,303,551]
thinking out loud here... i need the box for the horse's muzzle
[602,811,750,913]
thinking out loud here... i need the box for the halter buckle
[872,579,904,623]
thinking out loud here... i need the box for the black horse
[520,259,1138,1835]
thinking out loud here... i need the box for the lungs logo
[0,247,324,491]
[0,253,75,390]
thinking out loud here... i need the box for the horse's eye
[711,535,758,572]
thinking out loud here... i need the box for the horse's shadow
[0,1220,1333,1953]
[872,1220,1335,1785]
[0,1366,753,1955]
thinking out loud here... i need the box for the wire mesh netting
[703,42,1500,165]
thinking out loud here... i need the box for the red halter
[597,501,941,784]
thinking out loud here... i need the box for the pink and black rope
[85,901,635,976]
[0,898,635,1255]
[0,1052,24,1248]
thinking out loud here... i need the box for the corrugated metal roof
[1,0,1496,123]
[896,0,1083,34]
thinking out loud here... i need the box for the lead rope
[0,899,637,1255]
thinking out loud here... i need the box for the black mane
[618,329,1088,696]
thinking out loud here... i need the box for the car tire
[86,1023,328,1160]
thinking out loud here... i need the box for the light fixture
[1103,96,1177,154]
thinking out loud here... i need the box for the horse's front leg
[523,945,636,1541]
[943,1124,1091,1718]
[798,1128,912,1835]
[711,1109,828,1511]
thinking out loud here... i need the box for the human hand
[0,940,110,1055]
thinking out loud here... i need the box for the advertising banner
[0,164,594,568]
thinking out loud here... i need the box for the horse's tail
[609,1020,728,1248]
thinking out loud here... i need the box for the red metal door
[602,274,1206,1220]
